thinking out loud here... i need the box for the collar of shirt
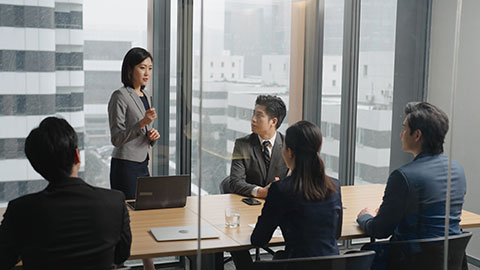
[258,132,276,156]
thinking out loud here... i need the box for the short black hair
[121,47,152,90]
[404,102,449,154]
[24,117,78,182]
[255,95,287,129]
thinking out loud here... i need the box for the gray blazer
[228,132,289,197]
[108,86,153,162]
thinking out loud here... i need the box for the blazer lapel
[251,134,267,183]
[267,132,283,181]
[127,87,147,132]
[126,87,146,115]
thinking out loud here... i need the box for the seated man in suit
[357,102,466,268]
[0,117,132,269]
[224,95,289,198]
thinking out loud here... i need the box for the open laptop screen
[127,175,190,210]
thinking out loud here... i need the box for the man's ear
[74,148,81,165]
[414,129,423,142]
[271,117,278,127]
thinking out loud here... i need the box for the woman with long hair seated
[251,120,343,259]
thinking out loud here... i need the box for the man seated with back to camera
[356,102,467,269]
[0,117,132,269]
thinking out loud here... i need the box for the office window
[354,0,396,185]
[321,0,344,179]
[210,61,214,67]
[333,64,337,71]
[192,0,294,195]
[0,0,148,205]
[221,61,224,67]
[332,80,336,87]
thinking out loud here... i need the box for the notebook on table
[126,175,190,210]
[150,225,220,242]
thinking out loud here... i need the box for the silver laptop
[151,225,220,242]
[127,175,190,210]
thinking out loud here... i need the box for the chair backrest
[386,232,472,270]
[252,251,376,270]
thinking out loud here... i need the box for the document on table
[249,224,283,238]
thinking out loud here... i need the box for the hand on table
[256,184,271,198]
[357,207,377,219]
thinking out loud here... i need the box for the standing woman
[108,47,160,270]
[251,120,343,260]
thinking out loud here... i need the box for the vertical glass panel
[320,0,344,180]
[83,0,148,187]
[169,0,178,175]
[0,1,146,206]
[192,0,294,195]
[354,0,397,185]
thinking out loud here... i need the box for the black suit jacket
[0,177,131,270]
[229,132,289,197]
[251,175,343,258]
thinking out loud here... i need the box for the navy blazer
[251,175,343,258]
[357,153,466,241]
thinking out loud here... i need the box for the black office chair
[371,231,472,270]
[219,176,231,194]
[252,250,376,270]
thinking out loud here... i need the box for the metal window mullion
[339,0,361,186]
[302,0,325,125]
[176,0,193,180]
[152,0,171,176]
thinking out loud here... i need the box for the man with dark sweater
[0,117,132,269]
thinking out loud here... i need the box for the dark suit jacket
[357,153,466,241]
[251,174,343,258]
[0,177,132,270]
[228,132,289,197]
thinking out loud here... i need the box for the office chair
[252,250,376,270]
[371,231,472,270]
[219,176,231,194]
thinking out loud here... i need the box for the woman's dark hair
[24,117,78,182]
[285,121,337,200]
[404,102,449,154]
[121,47,152,90]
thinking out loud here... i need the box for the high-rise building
[0,0,85,203]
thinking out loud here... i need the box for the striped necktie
[262,141,271,172]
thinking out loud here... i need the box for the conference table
[2,184,480,269]
[128,184,480,264]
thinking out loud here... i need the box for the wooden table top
[2,184,480,260]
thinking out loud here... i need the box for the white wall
[429,0,480,259]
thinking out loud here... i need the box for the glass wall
[354,0,397,185]
[320,0,344,180]
[0,0,148,205]
[191,0,294,195]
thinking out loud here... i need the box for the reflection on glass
[320,0,344,180]
[0,0,147,205]
[354,0,397,185]
[192,0,293,195]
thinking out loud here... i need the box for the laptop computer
[127,175,190,210]
[150,225,220,242]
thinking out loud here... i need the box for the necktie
[262,141,271,172]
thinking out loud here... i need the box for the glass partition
[0,0,147,205]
